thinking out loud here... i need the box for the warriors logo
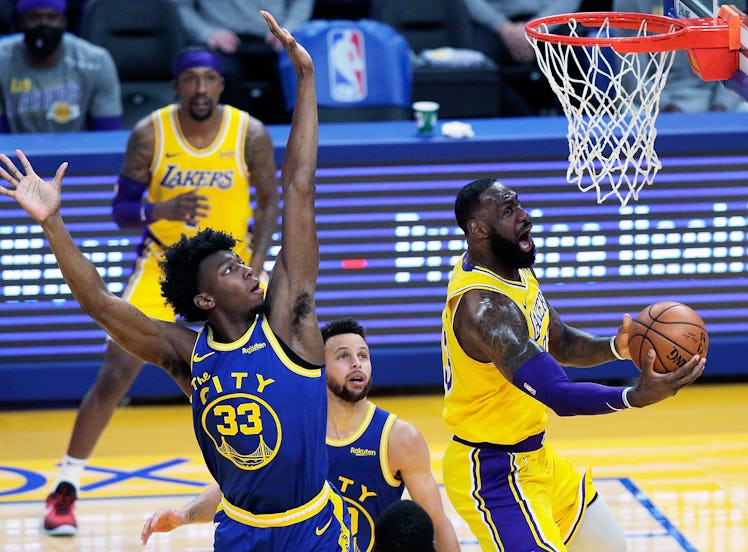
[343,497,376,552]
[201,393,282,470]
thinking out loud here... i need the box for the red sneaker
[43,482,78,536]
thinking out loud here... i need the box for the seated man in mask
[0,0,122,133]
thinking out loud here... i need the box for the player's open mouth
[348,372,366,384]
[518,225,533,252]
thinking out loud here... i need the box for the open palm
[0,149,67,223]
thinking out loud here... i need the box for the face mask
[23,25,63,57]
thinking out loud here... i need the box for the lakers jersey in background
[148,104,253,250]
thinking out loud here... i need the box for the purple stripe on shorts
[470,446,561,551]
[563,471,588,545]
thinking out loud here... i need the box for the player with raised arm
[43,43,280,536]
[0,11,350,551]
[140,318,460,552]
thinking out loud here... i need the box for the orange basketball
[627,302,708,373]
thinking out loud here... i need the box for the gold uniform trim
[326,402,377,447]
[379,412,401,488]
[220,481,332,527]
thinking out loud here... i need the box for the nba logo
[327,28,367,102]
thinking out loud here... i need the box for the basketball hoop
[525,9,741,206]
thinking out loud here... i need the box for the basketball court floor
[1,381,746,551]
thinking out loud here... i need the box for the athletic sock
[54,455,88,494]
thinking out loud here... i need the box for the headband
[171,49,224,79]
[18,0,66,14]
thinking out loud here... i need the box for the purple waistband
[452,431,545,453]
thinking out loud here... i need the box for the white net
[527,16,678,206]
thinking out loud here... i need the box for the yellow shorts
[121,238,253,321]
[443,436,596,552]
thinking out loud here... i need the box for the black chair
[372,0,499,118]
[79,0,185,129]
[311,0,373,21]
[0,0,15,35]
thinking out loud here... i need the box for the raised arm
[453,288,705,414]
[260,11,323,363]
[388,420,460,552]
[0,150,194,388]
[243,116,280,275]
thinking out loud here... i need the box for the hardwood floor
[1,382,746,551]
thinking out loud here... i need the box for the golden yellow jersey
[441,252,550,445]
[147,104,253,249]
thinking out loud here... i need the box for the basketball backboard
[668,0,740,18]
[667,0,748,99]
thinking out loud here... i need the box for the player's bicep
[122,121,155,183]
[456,290,542,378]
[390,422,444,517]
[245,121,279,200]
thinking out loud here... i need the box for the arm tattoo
[549,308,610,366]
[475,291,538,373]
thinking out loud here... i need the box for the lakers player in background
[0,11,351,550]
[140,318,460,552]
[441,178,705,551]
[41,46,280,534]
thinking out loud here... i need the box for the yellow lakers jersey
[148,104,253,253]
[442,252,550,445]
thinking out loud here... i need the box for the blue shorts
[213,485,351,551]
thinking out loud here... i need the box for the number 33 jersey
[190,314,328,515]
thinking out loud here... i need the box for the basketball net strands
[525,7,745,206]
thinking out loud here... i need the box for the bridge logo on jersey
[342,496,376,552]
[159,165,235,190]
[201,392,282,470]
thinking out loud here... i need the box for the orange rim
[525,11,733,54]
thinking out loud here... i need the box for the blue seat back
[279,19,412,111]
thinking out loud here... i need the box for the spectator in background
[374,500,436,552]
[462,0,581,115]
[614,0,748,113]
[0,0,122,132]
[172,0,313,123]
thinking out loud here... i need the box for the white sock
[54,455,87,494]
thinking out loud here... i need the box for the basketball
[627,302,708,373]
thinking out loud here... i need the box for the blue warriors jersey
[191,314,328,517]
[327,403,403,552]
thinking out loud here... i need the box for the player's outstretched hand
[260,10,312,75]
[0,149,67,224]
[626,350,705,408]
[141,508,185,545]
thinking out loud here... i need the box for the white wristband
[622,386,634,408]
[610,335,625,360]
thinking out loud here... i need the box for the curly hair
[321,318,366,343]
[159,228,237,323]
